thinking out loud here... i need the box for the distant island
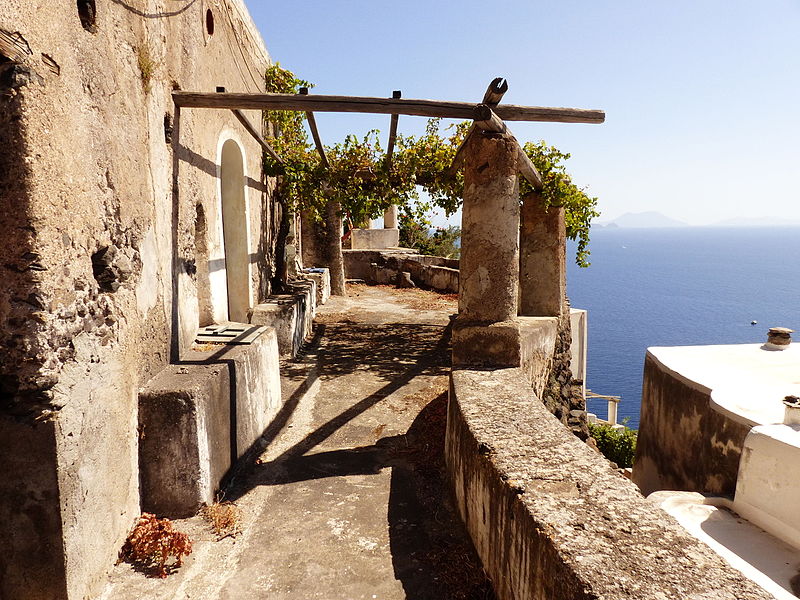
[594,211,687,229]
[593,212,800,229]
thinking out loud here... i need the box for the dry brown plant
[119,513,192,578]
[201,501,243,540]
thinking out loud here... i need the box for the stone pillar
[452,134,521,367]
[519,191,567,317]
[383,205,398,229]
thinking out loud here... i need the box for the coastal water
[566,227,800,429]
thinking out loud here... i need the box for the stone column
[519,191,566,317]
[383,205,398,229]
[452,134,521,367]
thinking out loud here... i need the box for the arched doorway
[220,139,250,322]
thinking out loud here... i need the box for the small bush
[399,214,461,259]
[200,501,242,540]
[588,422,637,468]
[136,45,155,93]
[120,513,192,578]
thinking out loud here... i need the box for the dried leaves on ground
[200,501,243,540]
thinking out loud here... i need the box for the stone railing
[343,249,459,294]
[446,367,773,600]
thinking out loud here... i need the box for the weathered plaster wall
[0,1,275,598]
[446,368,773,600]
[633,352,751,497]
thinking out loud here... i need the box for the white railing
[586,389,621,426]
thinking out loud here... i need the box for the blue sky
[246,1,800,226]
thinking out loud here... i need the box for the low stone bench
[303,267,330,306]
[138,327,280,518]
[249,279,316,358]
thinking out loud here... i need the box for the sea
[565,226,800,430]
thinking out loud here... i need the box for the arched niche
[194,203,214,327]
[219,139,251,322]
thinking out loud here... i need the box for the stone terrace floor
[99,284,494,600]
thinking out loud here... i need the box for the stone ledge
[250,279,316,358]
[446,367,773,600]
[343,249,459,293]
[139,329,281,518]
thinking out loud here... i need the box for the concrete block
[250,297,303,357]
[304,268,330,305]
[215,329,282,460]
[139,329,281,518]
[350,228,400,249]
[452,319,521,367]
[250,282,317,358]
[287,279,316,340]
[139,364,232,518]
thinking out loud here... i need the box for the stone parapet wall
[343,249,459,293]
[633,352,751,497]
[446,367,773,600]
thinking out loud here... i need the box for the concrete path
[100,285,493,600]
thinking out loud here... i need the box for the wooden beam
[299,87,330,169]
[231,109,283,165]
[385,90,401,167]
[474,106,543,189]
[473,104,506,133]
[448,77,511,175]
[173,91,605,124]
[455,104,544,190]
[517,146,543,191]
[482,77,508,106]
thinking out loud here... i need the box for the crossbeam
[299,87,329,168]
[173,91,605,124]
[385,90,401,168]
[447,78,509,176]
[450,103,544,190]
[231,109,283,165]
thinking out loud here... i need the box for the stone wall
[633,351,752,497]
[343,249,459,293]
[0,2,276,598]
[446,368,773,600]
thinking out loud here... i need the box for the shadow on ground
[226,315,494,599]
[387,392,495,600]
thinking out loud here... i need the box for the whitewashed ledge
[646,343,800,427]
[634,343,800,498]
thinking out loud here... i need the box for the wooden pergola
[172,78,605,190]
